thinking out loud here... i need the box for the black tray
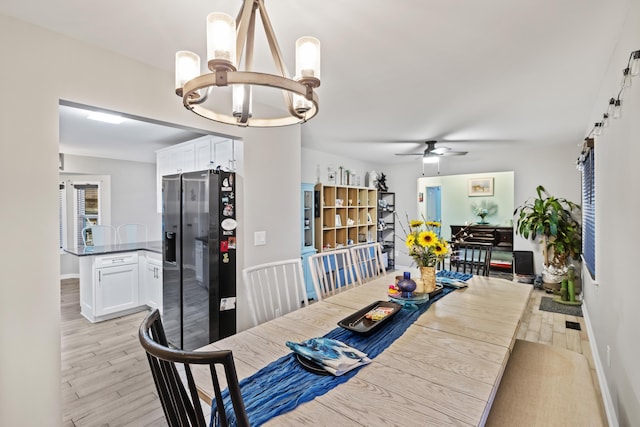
[337,301,402,335]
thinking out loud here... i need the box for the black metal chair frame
[449,241,493,276]
[139,309,249,427]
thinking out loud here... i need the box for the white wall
[0,14,302,426]
[301,147,385,186]
[59,154,159,277]
[581,1,640,424]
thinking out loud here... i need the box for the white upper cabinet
[156,136,236,212]
[195,138,214,171]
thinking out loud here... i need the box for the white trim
[582,302,618,427]
[60,273,80,280]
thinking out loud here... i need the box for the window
[73,183,100,247]
[59,182,67,249]
[581,148,595,278]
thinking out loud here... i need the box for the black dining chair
[139,309,249,427]
[449,242,493,276]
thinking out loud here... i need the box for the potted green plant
[513,185,581,287]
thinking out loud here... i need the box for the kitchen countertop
[64,241,162,256]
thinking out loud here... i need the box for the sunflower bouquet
[399,215,450,268]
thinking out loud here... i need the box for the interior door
[425,186,442,235]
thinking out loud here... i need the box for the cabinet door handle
[98,270,101,282]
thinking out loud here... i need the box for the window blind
[74,184,99,247]
[59,182,66,249]
[581,149,595,278]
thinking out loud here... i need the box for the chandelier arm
[256,0,296,113]
[235,0,256,64]
[237,5,258,124]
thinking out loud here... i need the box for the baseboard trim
[583,302,618,427]
[60,273,80,280]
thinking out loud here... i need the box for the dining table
[193,271,532,426]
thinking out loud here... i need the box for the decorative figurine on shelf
[376,173,388,192]
[328,164,336,184]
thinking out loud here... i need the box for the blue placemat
[436,269,473,281]
[211,286,455,426]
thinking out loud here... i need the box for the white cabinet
[156,136,236,212]
[195,137,214,171]
[145,257,163,313]
[95,263,139,316]
[78,250,163,323]
[93,253,139,317]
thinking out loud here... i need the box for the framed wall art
[468,177,494,196]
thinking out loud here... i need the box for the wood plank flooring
[61,279,166,427]
[61,278,606,426]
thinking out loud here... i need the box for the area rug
[539,296,583,317]
[486,340,603,426]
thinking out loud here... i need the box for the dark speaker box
[513,250,534,275]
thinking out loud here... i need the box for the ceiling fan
[395,140,468,163]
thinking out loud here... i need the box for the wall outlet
[606,345,611,368]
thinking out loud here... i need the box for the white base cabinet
[95,262,139,316]
[79,250,162,323]
[144,254,163,314]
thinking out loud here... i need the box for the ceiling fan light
[423,155,439,164]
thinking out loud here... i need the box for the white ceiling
[1,0,631,165]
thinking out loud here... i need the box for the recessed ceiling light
[86,112,126,124]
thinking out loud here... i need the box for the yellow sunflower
[417,230,437,247]
[426,221,441,228]
[405,234,416,248]
[433,240,448,256]
[409,220,423,228]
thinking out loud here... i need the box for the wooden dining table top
[193,272,532,426]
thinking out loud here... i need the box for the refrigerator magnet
[220,240,229,252]
[222,253,229,263]
[220,297,236,311]
[228,237,236,249]
[221,218,237,230]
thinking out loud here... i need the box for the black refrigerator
[162,170,237,350]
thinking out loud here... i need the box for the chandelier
[174,0,321,127]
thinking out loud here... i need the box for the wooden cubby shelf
[314,184,377,252]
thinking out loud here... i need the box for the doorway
[425,186,442,235]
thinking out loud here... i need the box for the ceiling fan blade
[394,153,423,156]
[438,151,468,156]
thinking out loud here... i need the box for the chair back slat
[242,258,309,326]
[309,249,361,300]
[139,309,249,427]
[349,243,387,283]
[449,242,493,276]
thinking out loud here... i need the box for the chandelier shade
[174,0,321,127]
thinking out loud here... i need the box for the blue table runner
[212,277,463,426]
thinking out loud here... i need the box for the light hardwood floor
[61,279,166,426]
[61,278,606,426]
